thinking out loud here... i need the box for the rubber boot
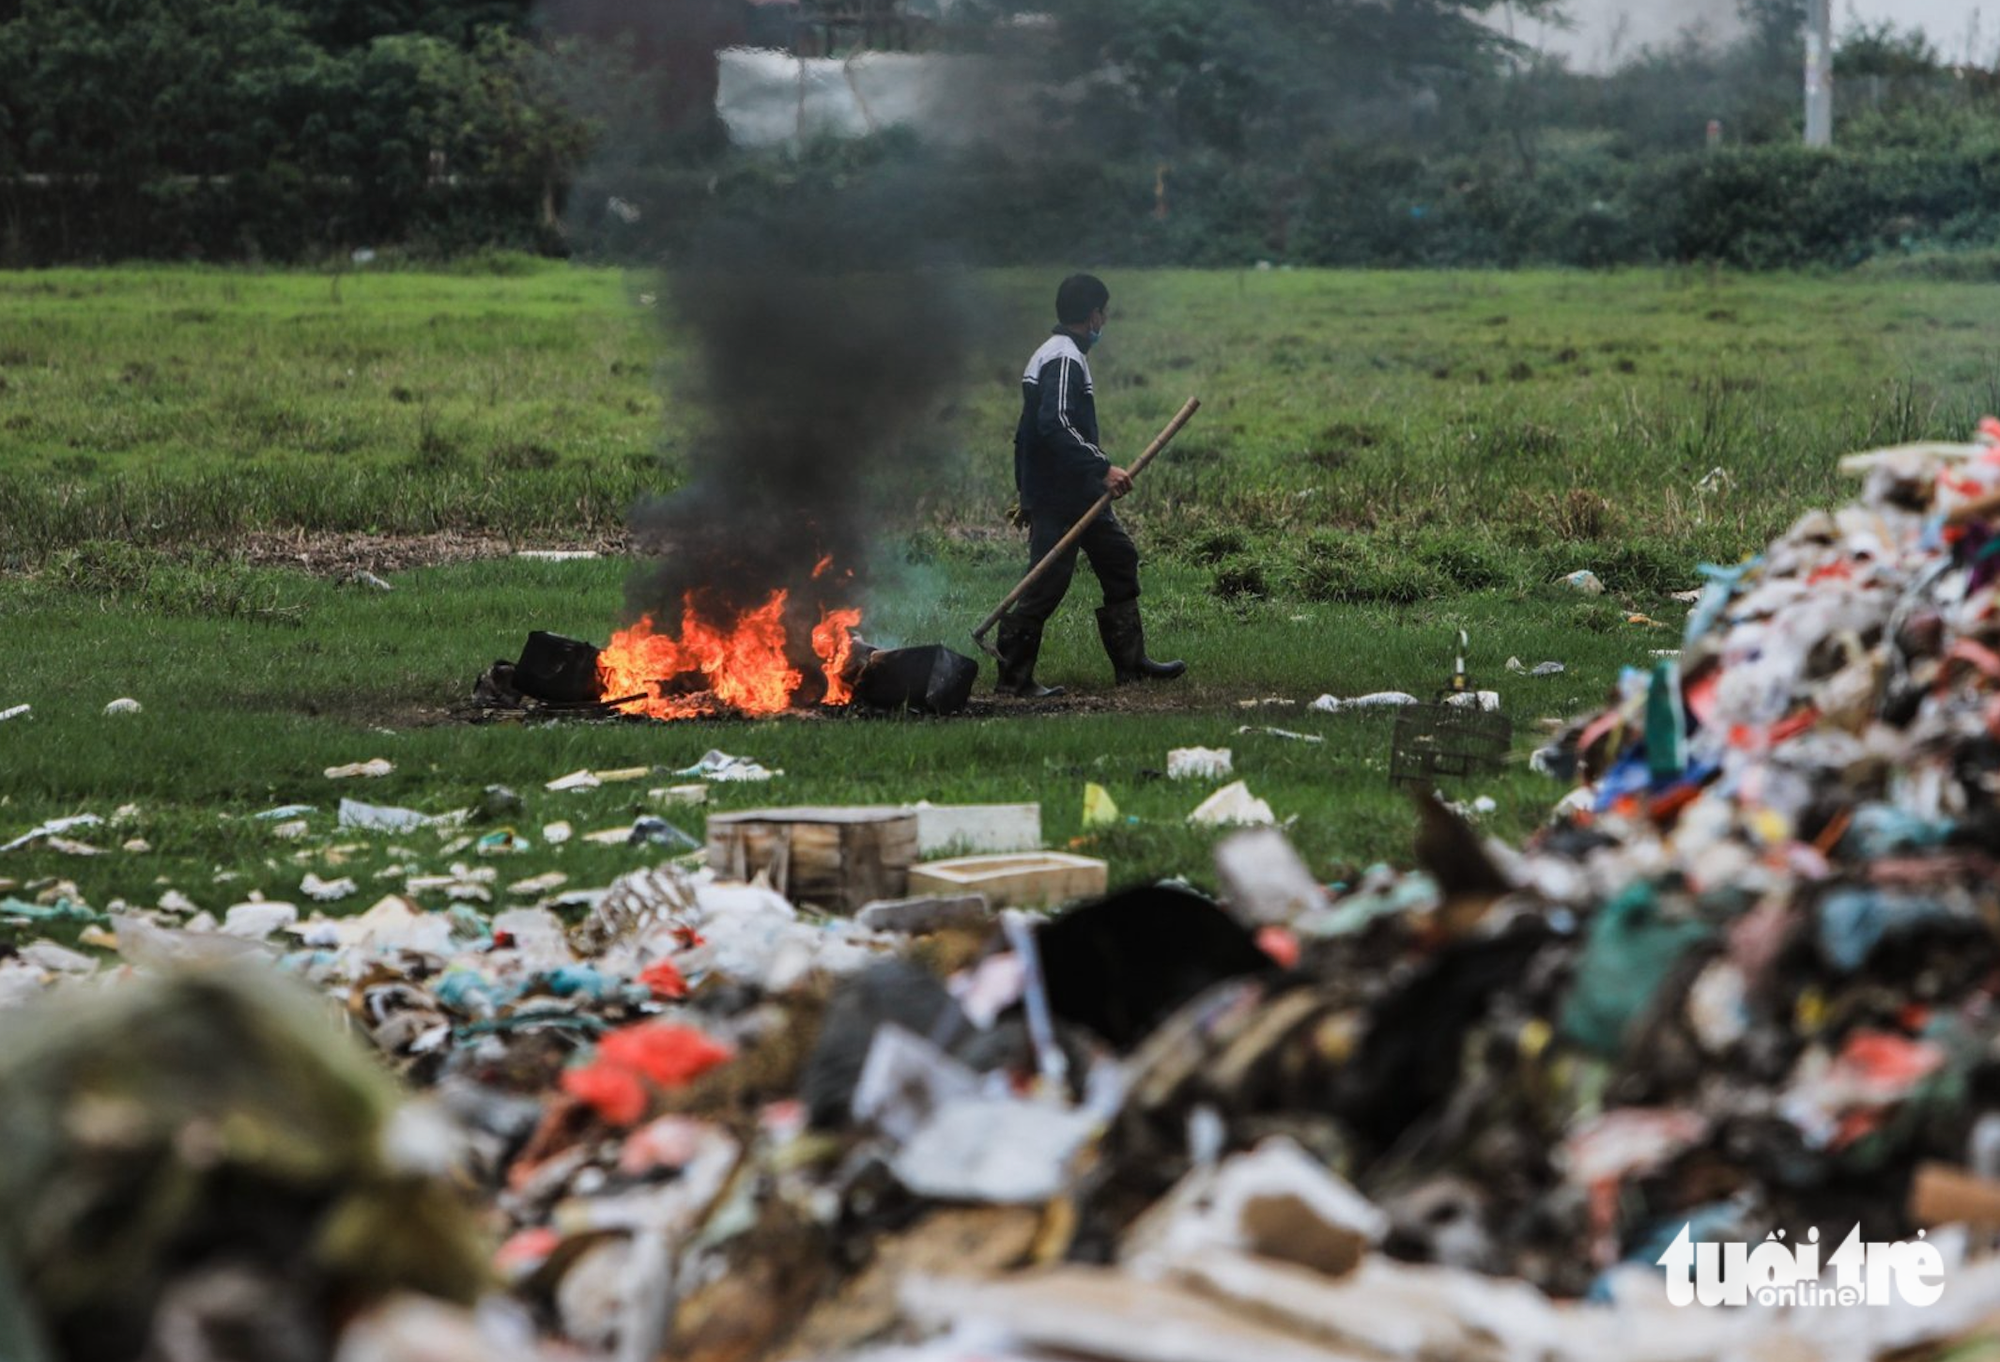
[1096,598,1187,685]
[995,614,1066,698]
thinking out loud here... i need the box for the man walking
[995,273,1186,698]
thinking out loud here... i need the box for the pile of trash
[9,427,2000,1360]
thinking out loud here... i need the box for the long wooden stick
[972,396,1201,656]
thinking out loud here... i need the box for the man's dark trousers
[1012,505,1140,624]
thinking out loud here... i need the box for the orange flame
[814,606,864,705]
[598,586,861,721]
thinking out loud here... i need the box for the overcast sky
[1506,1,1994,71]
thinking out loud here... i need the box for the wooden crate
[906,852,1107,910]
[705,806,919,914]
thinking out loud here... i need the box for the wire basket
[1389,703,1513,787]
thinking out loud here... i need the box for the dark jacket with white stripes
[1015,329,1110,518]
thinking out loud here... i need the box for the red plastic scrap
[1837,1028,1945,1091]
[599,1022,734,1088]
[1683,667,1723,729]
[1255,925,1301,970]
[1727,706,1822,750]
[561,1058,649,1126]
[1646,783,1702,826]
[561,1022,737,1128]
[639,958,689,1000]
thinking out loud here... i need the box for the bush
[1413,533,1512,592]
[1288,532,1449,605]
[1211,555,1269,599]
[1652,144,2000,268]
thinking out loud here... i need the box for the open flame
[599,584,862,721]
[812,606,864,705]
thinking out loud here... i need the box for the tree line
[1,0,1995,268]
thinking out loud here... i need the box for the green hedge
[6,136,1999,270]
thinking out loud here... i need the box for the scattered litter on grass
[1081,783,1121,829]
[629,817,701,852]
[0,897,104,927]
[650,784,708,806]
[475,829,531,856]
[543,821,573,846]
[515,549,600,561]
[301,872,358,902]
[338,798,427,834]
[2,815,103,855]
[0,704,29,722]
[1505,657,1566,676]
[677,750,778,782]
[1561,568,1606,594]
[1236,725,1324,743]
[545,769,600,792]
[1310,691,1419,713]
[405,863,496,902]
[1188,780,1276,827]
[343,569,394,591]
[102,697,142,716]
[1166,747,1233,781]
[222,897,299,938]
[255,804,316,821]
[326,757,394,779]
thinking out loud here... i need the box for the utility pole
[1804,0,1833,147]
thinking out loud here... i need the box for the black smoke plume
[541,0,1018,690]
[623,181,979,664]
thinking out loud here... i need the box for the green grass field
[3,262,1997,916]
